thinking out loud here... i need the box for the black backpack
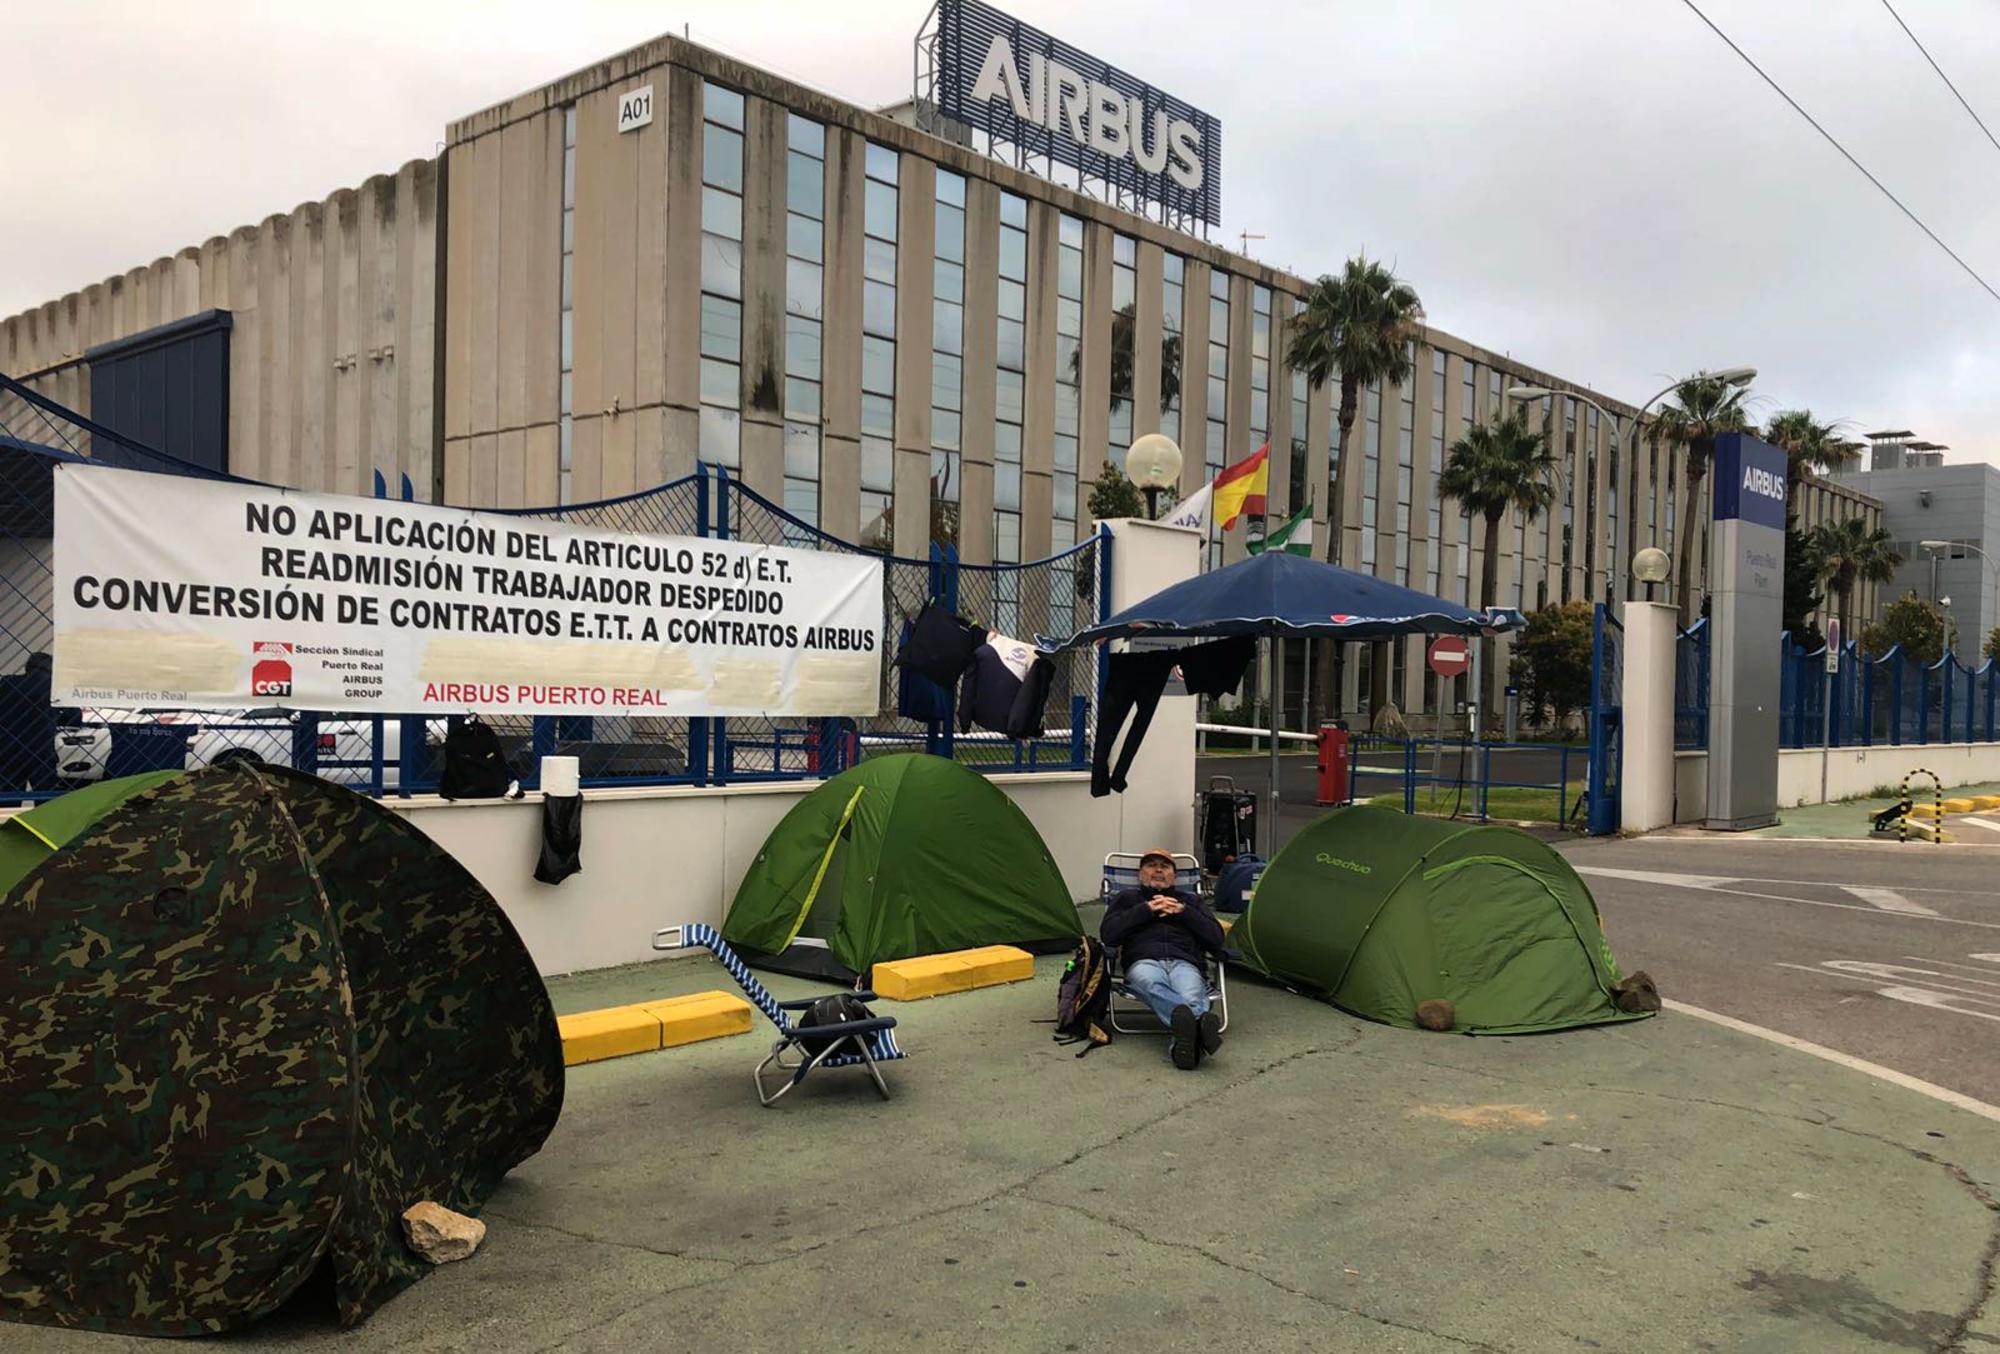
[440,716,513,800]
[797,993,877,1055]
[1052,937,1112,1056]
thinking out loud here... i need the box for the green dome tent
[723,753,1081,981]
[1231,805,1648,1034]
[0,763,564,1337]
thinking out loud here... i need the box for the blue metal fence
[0,373,1104,799]
[1673,619,1709,750]
[1778,633,2000,749]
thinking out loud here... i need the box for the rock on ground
[401,1202,486,1264]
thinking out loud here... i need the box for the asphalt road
[1556,833,2000,1108]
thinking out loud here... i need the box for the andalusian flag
[1247,501,1313,556]
[1212,443,1270,531]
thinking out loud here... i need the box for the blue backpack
[1213,854,1266,913]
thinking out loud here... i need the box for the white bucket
[540,755,580,798]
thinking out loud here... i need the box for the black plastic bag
[534,794,582,885]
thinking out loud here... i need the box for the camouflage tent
[0,763,564,1337]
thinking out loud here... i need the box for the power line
[1878,0,2000,161]
[1677,0,2000,306]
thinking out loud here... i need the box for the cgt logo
[251,641,293,697]
[1743,466,1785,502]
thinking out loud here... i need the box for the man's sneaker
[1198,1009,1223,1056]
[1169,1005,1201,1070]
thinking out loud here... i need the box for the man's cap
[1139,848,1177,867]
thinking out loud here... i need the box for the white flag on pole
[1161,482,1212,535]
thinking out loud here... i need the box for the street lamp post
[1921,539,2000,647]
[1510,367,1755,612]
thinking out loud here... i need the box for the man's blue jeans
[1125,957,1209,1026]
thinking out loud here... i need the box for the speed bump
[557,989,753,1066]
[872,945,1035,1000]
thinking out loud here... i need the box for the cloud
[6,0,1997,459]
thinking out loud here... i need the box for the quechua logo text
[252,642,294,697]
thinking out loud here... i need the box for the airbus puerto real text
[970,35,1205,192]
[1743,466,1785,502]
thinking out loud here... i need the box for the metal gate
[1585,603,1622,835]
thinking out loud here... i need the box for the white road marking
[1970,953,2000,963]
[1839,886,1938,916]
[1959,816,2000,834]
[1873,986,2000,1023]
[1576,865,2000,930]
[1905,955,2000,980]
[1778,961,2000,1004]
[1665,999,2000,1125]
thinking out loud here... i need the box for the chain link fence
[723,473,1102,776]
[0,377,1105,798]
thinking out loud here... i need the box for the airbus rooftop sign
[935,0,1223,228]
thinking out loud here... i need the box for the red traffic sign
[1427,636,1471,677]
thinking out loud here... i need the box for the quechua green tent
[1231,805,1648,1034]
[0,763,564,1337]
[723,753,1081,981]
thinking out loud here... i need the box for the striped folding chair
[652,923,906,1107]
[1096,852,1229,1037]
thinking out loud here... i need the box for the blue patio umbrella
[1042,550,1525,851]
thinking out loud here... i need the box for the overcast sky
[7,0,1998,459]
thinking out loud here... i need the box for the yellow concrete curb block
[1970,795,2000,812]
[558,990,754,1066]
[873,945,1036,1000]
[643,991,756,1048]
[1942,798,1977,813]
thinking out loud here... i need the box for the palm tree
[1438,412,1559,614]
[1652,374,1754,622]
[1763,409,1854,507]
[1286,255,1425,564]
[1288,257,1424,723]
[1811,516,1901,637]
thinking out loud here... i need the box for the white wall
[1099,516,1202,853]
[1674,742,2000,823]
[391,772,1127,976]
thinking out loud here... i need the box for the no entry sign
[1427,636,1471,677]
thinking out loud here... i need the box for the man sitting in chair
[1100,848,1226,1070]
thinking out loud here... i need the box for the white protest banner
[53,465,884,718]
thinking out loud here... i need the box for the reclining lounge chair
[652,923,906,1106]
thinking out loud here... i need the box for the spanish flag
[1213,443,1270,531]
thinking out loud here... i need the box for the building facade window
[1051,212,1083,555]
[1248,284,1271,546]
[1326,362,1344,564]
[1427,349,1445,595]
[1160,253,1184,446]
[1289,296,1309,512]
[1205,268,1230,570]
[859,142,899,547]
[931,168,965,549]
[699,83,746,470]
[558,104,577,503]
[1361,378,1381,574]
[1560,399,1577,603]
[1458,359,1475,603]
[1395,344,1414,584]
[1108,232,1136,464]
[783,113,825,541]
[1585,405,1601,601]
[994,191,1028,594]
